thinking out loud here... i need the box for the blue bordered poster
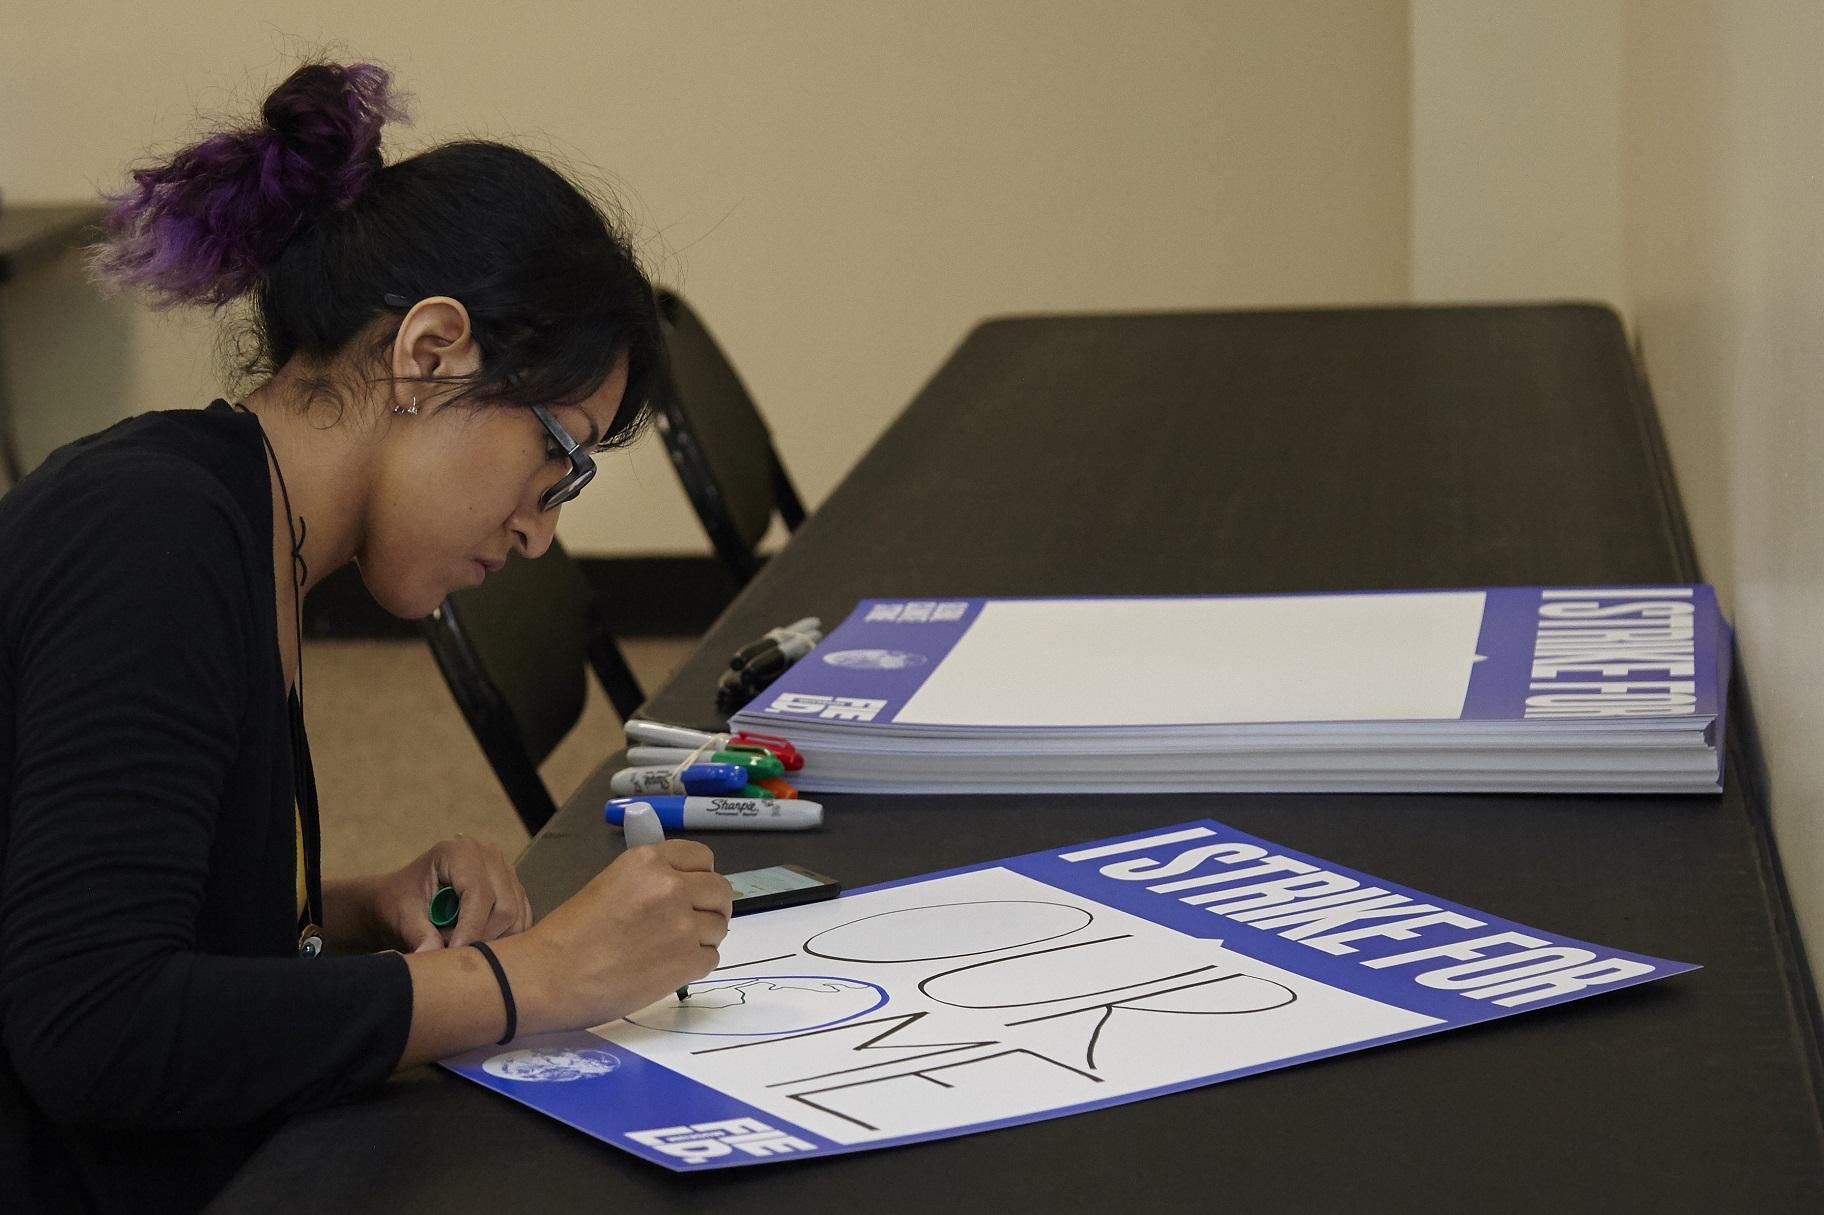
[441,820,1695,1170]
[729,588,1727,731]
[725,588,1730,794]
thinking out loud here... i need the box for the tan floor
[300,635,698,880]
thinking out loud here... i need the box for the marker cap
[754,776,799,799]
[609,763,749,796]
[729,731,803,770]
[715,750,786,778]
[428,885,461,928]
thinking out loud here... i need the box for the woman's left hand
[369,835,535,952]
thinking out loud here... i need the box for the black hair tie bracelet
[470,941,517,1045]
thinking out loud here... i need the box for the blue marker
[607,763,749,797]
[604,796,823,831]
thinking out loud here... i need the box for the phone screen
[729,865,828,900]
[727,864,840,914]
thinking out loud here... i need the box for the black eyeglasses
[530,404,595,510]
[382,296,596,510]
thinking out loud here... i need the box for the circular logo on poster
[481,1047,622,1083]
[820,648,928,671]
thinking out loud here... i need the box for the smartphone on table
[727,864,841,915]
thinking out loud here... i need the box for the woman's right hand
[513,840,733,1033]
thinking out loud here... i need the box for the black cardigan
[0,403,413,1213]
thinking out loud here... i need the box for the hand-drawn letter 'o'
[804,901,1094,963]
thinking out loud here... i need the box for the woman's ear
[389,296,481,415]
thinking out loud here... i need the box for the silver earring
[392,396,419,417]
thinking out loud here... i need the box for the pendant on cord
[298,923,324,959]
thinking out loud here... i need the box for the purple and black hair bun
[91,61,404,308]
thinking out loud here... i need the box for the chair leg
[585,612,647,722]
[772,451,807,531]
[420,603,562,836]
[490,753,561,836]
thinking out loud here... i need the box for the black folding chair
[420,538,644,835]
[654,288,807,583]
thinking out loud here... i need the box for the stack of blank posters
[727,588,1730,795]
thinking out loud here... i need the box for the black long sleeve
[0,407,413,1213]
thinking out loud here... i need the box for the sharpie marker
[731,619,822,670]
[625,745,786,778]
[624,720,804,770]
[618,804,690,1002]
[604,796,823,831]
[624,721,738,751]
[740,631,819,678]
[608,763,749,796]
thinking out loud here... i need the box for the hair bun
[91,60,405,308]
[259,62,399,210]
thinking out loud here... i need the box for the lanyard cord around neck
[233,403,309,696]
[233,403,320,952]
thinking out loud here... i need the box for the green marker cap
[740,783,776,799]
[714,750,785,778]
[429,884,461,928]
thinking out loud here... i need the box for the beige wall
[6,5,1820,973]
[1621,0,1824,979]
[1408,0,1624,306]
[0,0,1411,551]
[1404,0,1824,981]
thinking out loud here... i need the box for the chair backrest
[654,289,806,582]
[420,537,644,835]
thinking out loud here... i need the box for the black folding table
[213,305,1824,1213]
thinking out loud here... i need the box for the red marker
[729,730,803,771]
